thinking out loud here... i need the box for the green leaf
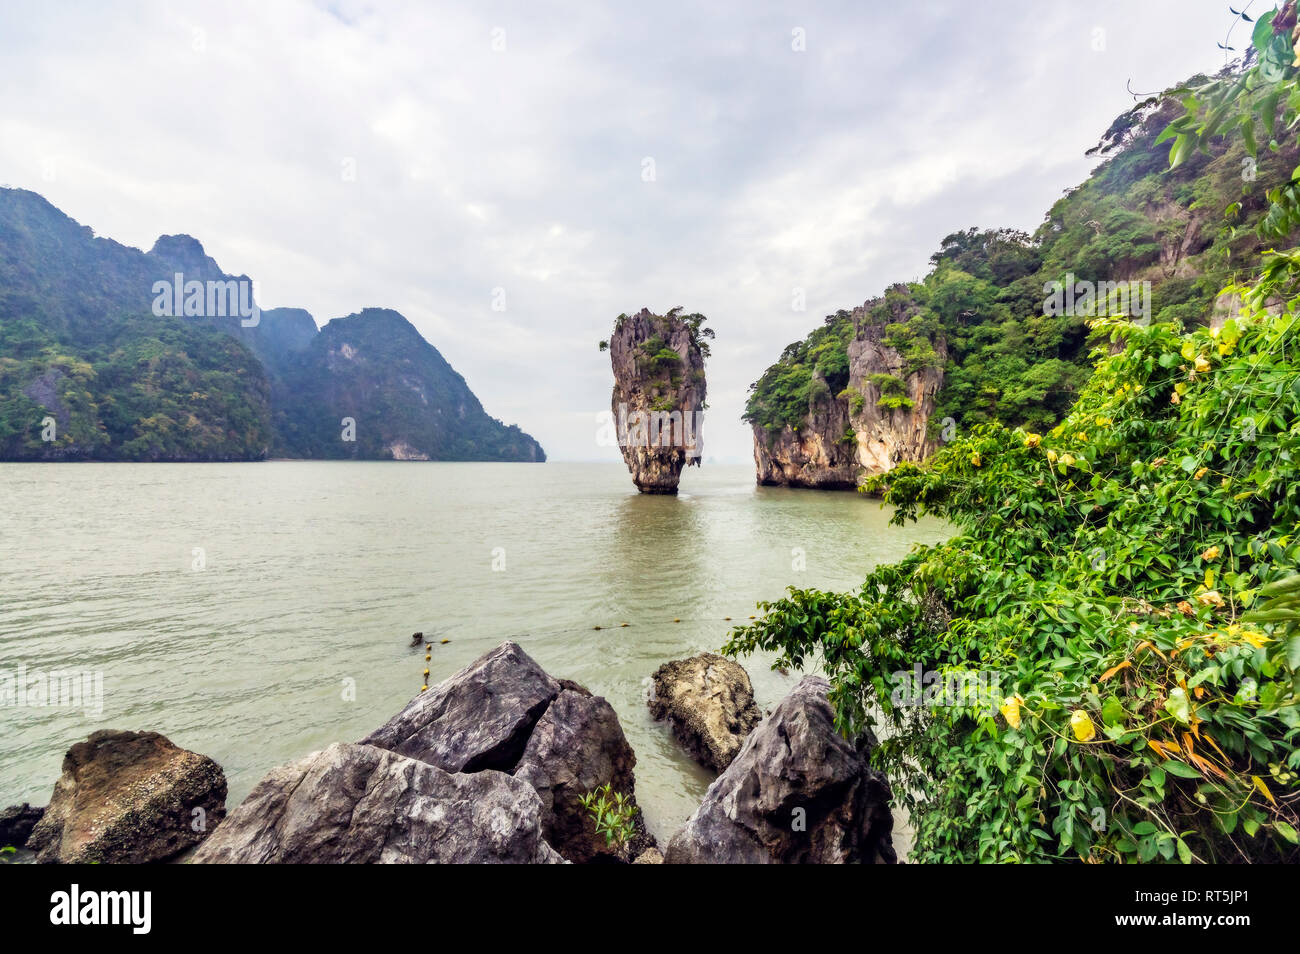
[1252,11,1277,53]
[1164,759,1202,779]
[1164,687,1192,724]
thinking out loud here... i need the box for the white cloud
[0,0,1241,460]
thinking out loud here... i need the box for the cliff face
[753,293,944,489]
[848,313,946,474]
[609,308,708,493]
[752,381,858,489]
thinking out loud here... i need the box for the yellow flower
[1241,631,1270,649]
[1170,391,1182,405]
[1070,710,1096,742]
[1201,546,1220,561]
[1194,355,1211,373]
[1196,590,1225,608]
[1024,433,1041,448]
[970,452,981,467]
[1060,453,1076,468]
[1193,467,1207,480]
[1000,695,1023,730]
[1046,449,1058,464]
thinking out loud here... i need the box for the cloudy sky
[0,0,1251,461]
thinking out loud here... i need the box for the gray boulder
[26,730,226,864]
[515,688,651,863]
[361,640,560,772]
[192,742,564,864]
[665,676,896,864]
[649,653,761,772]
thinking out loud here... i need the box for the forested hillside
[0,190,543,462]
[744,84,1300,455]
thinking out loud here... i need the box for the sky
[0,0,1256,462]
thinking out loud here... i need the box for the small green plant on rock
[578,783,638,848]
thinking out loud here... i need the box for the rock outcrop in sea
[648,653,762,773]
[25,729,227,864]
[752,288,945,489]
[192,741,565,864]
[607,308,710,494]
[665,676,896,864]
[200,641,655,864]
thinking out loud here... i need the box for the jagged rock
[361,640,560,772]
[608,307,708,493]
[754,287,945,489]
[649,653,761,772]
[26,730,226,864]
[515,688,651,863]
[665,676,896,864]
[0,803,44,848]
[191,743,564,864]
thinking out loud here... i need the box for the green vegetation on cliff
[0,313,273,462]
[744,68,1300,443]
[0,189,543,462]
[727,14,1300,864]
[744,308,854,436]
[273,309,544,461]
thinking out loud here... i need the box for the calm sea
[0,461,948,842]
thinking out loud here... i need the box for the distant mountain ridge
[0,188,544,462]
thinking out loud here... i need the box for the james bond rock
[606,307,711,494]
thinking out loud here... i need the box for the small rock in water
[648,653,761,773]
[27,729,226,864]
[410,631,424,645]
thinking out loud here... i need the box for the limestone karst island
[1,0,1297,931]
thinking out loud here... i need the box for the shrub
[726,306,1300,863]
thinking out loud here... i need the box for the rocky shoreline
[2,642,896,865]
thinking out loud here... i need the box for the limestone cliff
[607,307,710,494]
[752,290,944,489]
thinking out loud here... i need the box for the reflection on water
[0,461,948,840]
